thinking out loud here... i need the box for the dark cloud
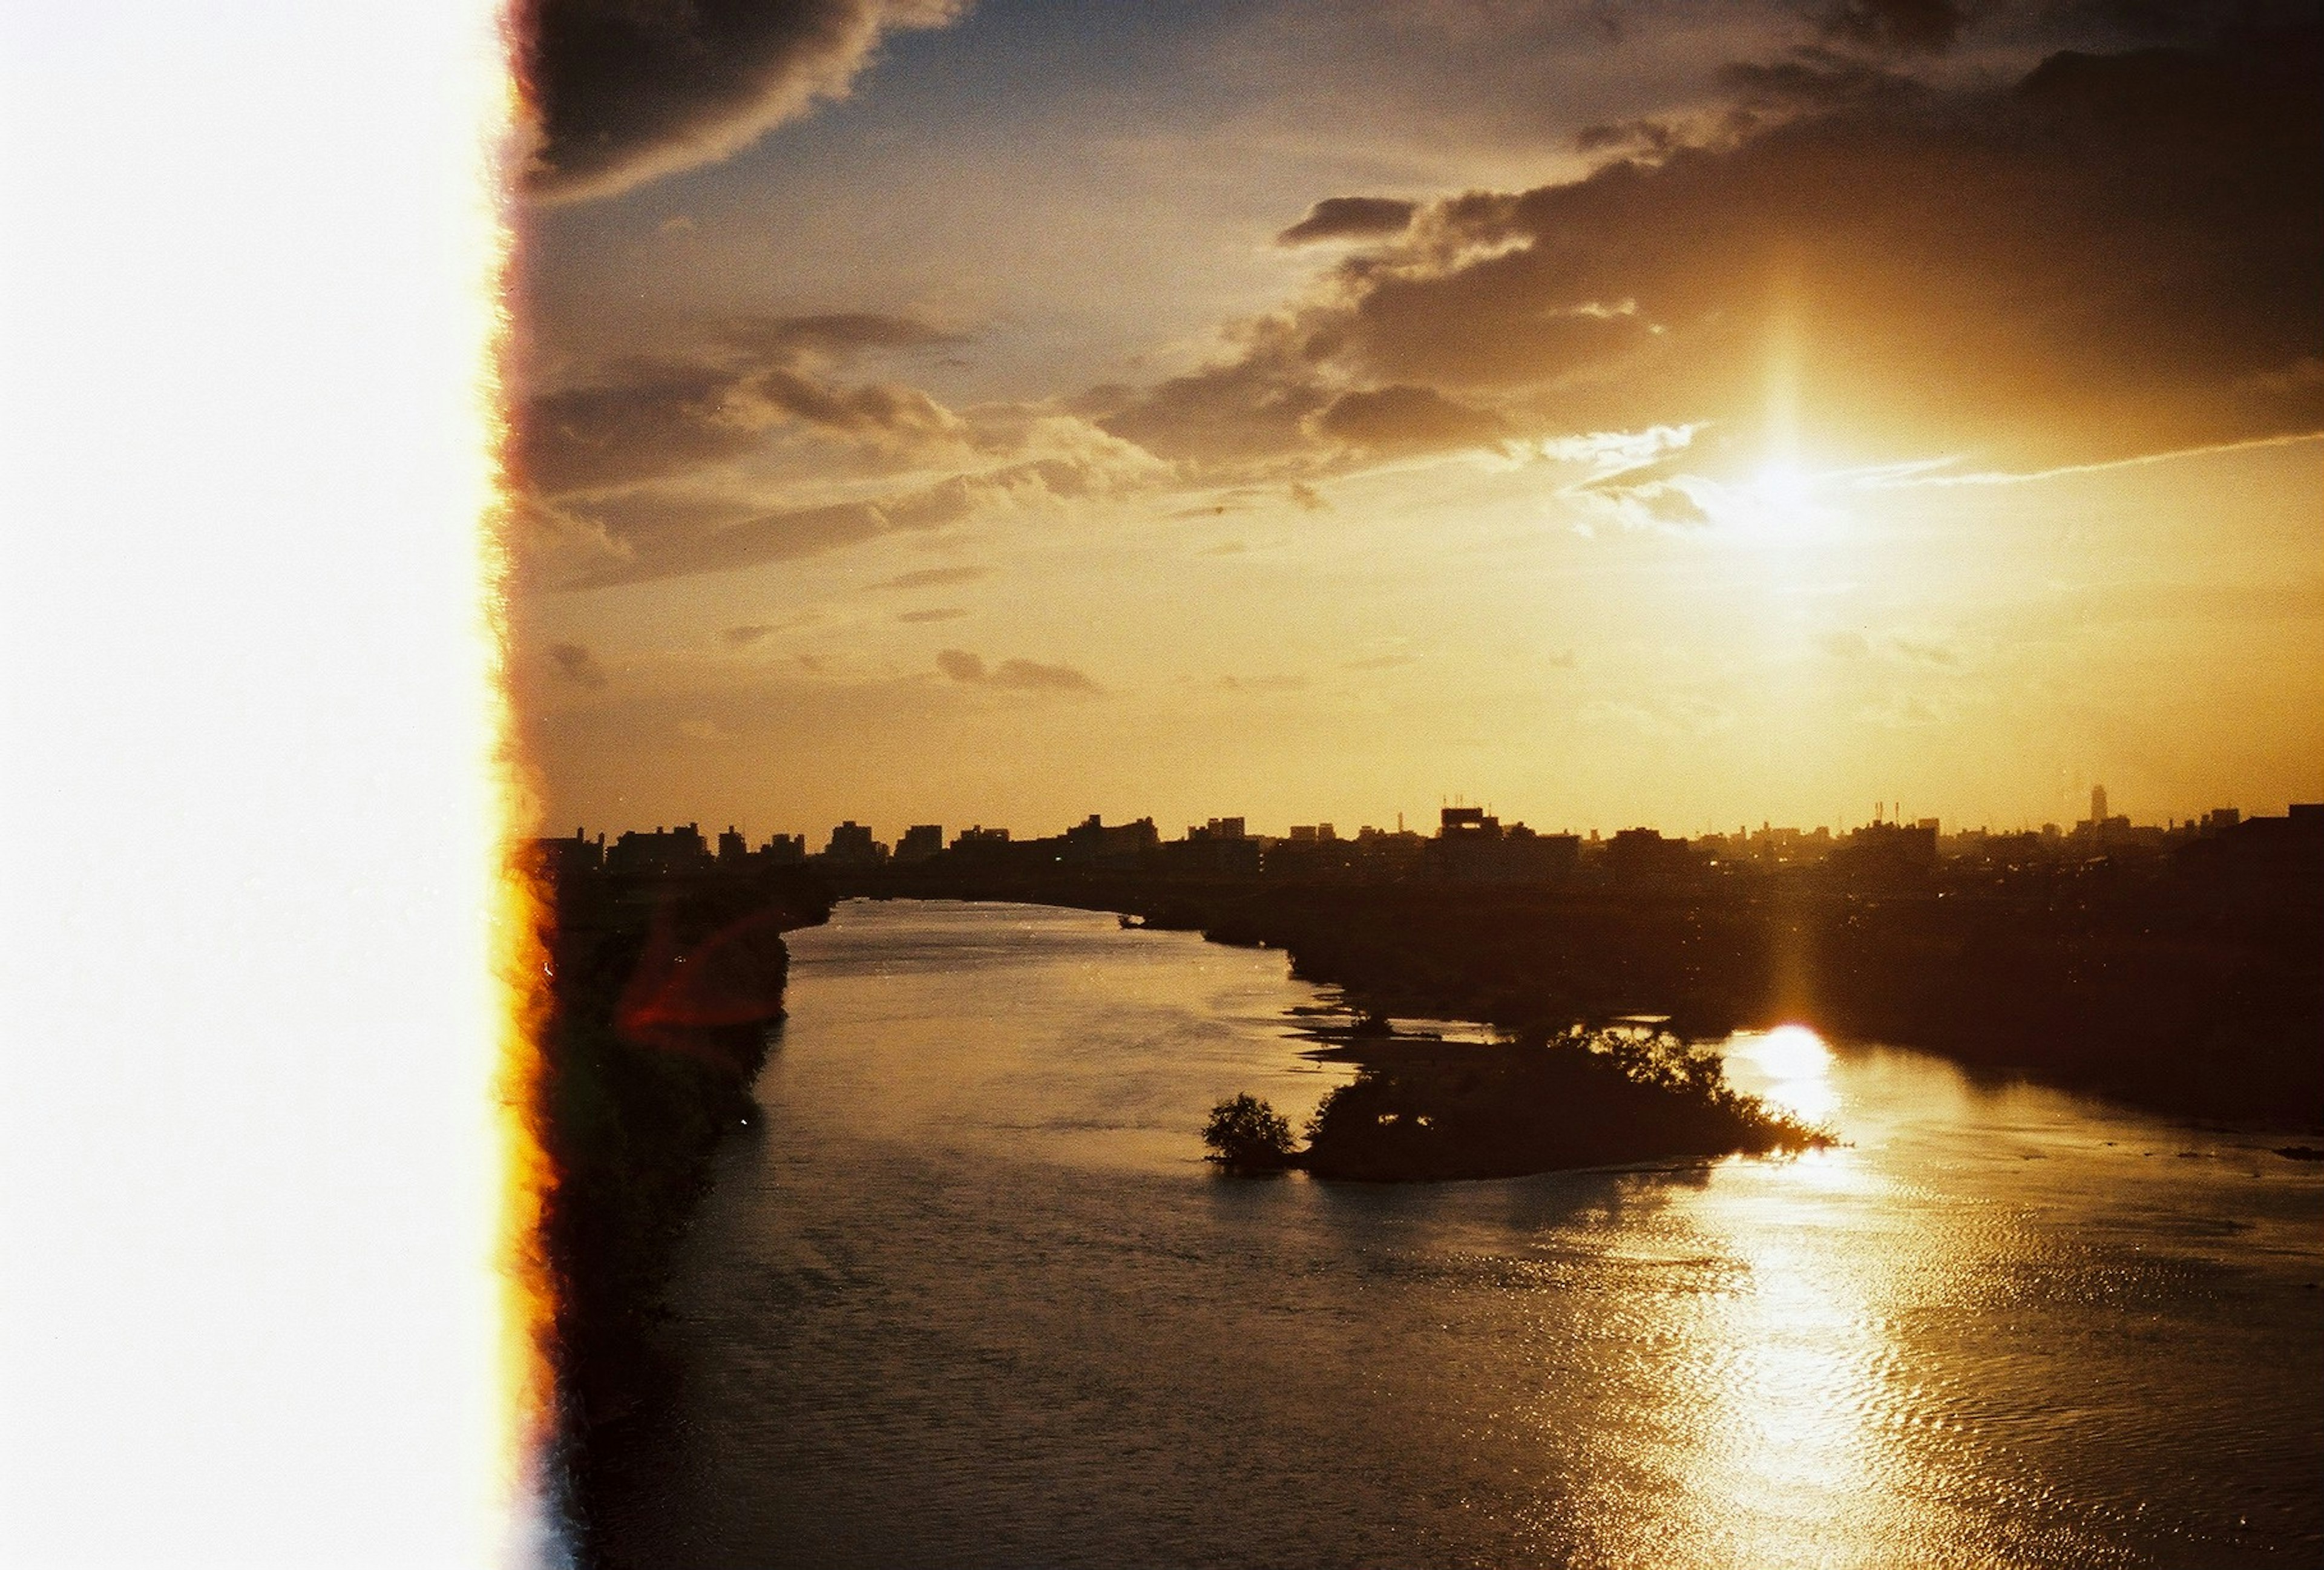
[547,642,609,688]
[1276,24,2322,475]
[519,360,764,497]
[1094,330,1333,466]
[716,312,960,358]
[563,501,886,590]
[1309,384,1506,453]
[1820,0,1972,52]
[897,606,969,623]
[518,0,965,203]
[516,312,964,497]
[1574,118,1679,157]
[720,623,777,645]
[1717,51,1924,107]
[1278,196,1419,246]
[1287,482,1330,512]
[872,563,989,590]
[936,649,1100,692]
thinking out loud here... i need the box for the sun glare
[1751,1023,1831,1080]
[1754,459,1811,512]
[1733,1024,1837,1122]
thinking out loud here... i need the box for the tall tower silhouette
[2090,783,2108,824]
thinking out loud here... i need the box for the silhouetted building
[1163,816,1262,877]
[1603,826,1696,882]
[760,833,807,865]
[525,827,603,879]
[717,826,747,864]
[821,821,885,867]
[1828,819,1937,885]
[1426,806,1578,883]
[1061,814,1158,870]
[896,824,944,864]
[606,823,710,878]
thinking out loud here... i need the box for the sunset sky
[510,0,2322,843]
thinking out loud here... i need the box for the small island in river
[1208,1022,1828,1181]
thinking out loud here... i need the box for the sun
[1754,458,1812,513]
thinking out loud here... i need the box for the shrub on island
[1210,1026,1830,1181]
[1201,1092,1299,1171]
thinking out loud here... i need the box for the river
[588,899,2324,1569]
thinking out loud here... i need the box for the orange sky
[509,0,2323,842]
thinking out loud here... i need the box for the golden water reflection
[619,907,2324,1569]
[1565,1026,1922,1567]
[1730,1022,1839,1123]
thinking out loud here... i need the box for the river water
[590,899,2324,1569]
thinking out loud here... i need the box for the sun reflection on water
[1730,1023,1840,1123]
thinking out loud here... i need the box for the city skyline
[544,780,2301,856]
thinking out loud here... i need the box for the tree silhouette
[1202,1093,1296,1170]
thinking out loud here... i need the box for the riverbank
[838,870,2324,1128]
[531,861,833,1546]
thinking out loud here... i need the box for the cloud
[1278,196,1419,246]
[518,0,967,203]
[1308,384,1506,453]
[1093,326,1333,467]
[897,606,968,623]
[1568,445,1719,528]
[547,642,609,688]
[516,314,967,498]
[1125,22,2322,482]
[936,649,1101,692]
[1215,673,1308,692]
[872,563,989,590]
[1891,636,1958,665]
[1819,0,1970,52]
[934,648,985,682]
[562,501,887,590]
[1287,481,1330,512]
[717,312,960,358]
[519,360,770,498]
[1716,51,1924,108]
[516,338,1166,590]
[721,623,777,646]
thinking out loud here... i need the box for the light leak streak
[482,11,566,1565]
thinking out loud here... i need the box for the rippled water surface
[594,900,2324,1569]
